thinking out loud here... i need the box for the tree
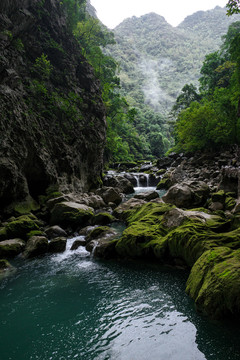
[199,52,225,94]
[226,0,240,15]
[171,83,201,116]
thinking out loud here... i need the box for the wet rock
[0,238,25,258]
[0,259,15,277]
[45,225,67,239]
[123,173,138,186]
[70,237,86,250]
[139,163,153,172]
[156,172,175,190]
[134,191,159,201]
[48,237,67,253]
[85,226,118,258]
[23,236,48,258]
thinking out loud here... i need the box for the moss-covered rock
[5,215,39,239]
[0,259,12,270]
[156,169,166,175]
[13,195,40,215]
[156,172,173,190]
[23,236,48,258]
[92,212,115,226]
[86,226,113,242]
[27,230,45,238]
[50,201,94,228]
[0,227,7,241]
[113,198,146,221]
[186,247,240,319]
[211,190,225,203]
[225,196,236,211]
[0,239,25,258]
[0,259,15,277]
[85,226,118,258]
[115,202,173,259]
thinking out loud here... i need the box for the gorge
[1,1,240,359]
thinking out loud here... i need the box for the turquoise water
[0,239,240,360]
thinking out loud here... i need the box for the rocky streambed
[1,147,240,320]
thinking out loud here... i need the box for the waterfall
[134,175,140,187]
[145,174,150,187]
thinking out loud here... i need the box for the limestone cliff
[0,0,106,209]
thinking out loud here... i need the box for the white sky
[90,0,228,29]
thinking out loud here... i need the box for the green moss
[0,239,25,259]
[27,230,44,238]
[156,169,166,175]
[211,190,225,203]
[156,173,172,190]
[126,202,174,225]
[14,197,40,215]
[5,215,39,239]
[115,202,171,258]
[225,196,236,211]
[0,227,7,241]
[50,202,94,227]
[92,212,115,225]
[87,226,111,241]
[0,259,11,270]
[186,247,240,319]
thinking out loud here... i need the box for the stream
[0,180,240,360]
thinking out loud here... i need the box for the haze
[90,0,228,28]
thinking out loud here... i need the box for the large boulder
[186,247,240,319]
[5,215,39,239]
[48,237,67,253]
[91,212,115,225]
[103,175,134,194]
[86,226,118,258]
[23,236,48,258]
[50,201,94,228]
[113,198,146,221]
[45,225,67,239]
[96,187,122,206]
[0,238,25,258]
[134,190,159,201]
[162,181,209,209]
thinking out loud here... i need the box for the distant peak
[115,12,171,30]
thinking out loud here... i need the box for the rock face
[0,0,106,209]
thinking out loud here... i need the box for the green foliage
[171,84,201,116]
[172,20,240,153]
[227,0,240,15]
[33,54,53,80]
[13,38,24,52]
[60,0,86,30]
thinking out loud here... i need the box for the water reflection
[0,246,239,360]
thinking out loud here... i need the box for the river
[0,182,240,359]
